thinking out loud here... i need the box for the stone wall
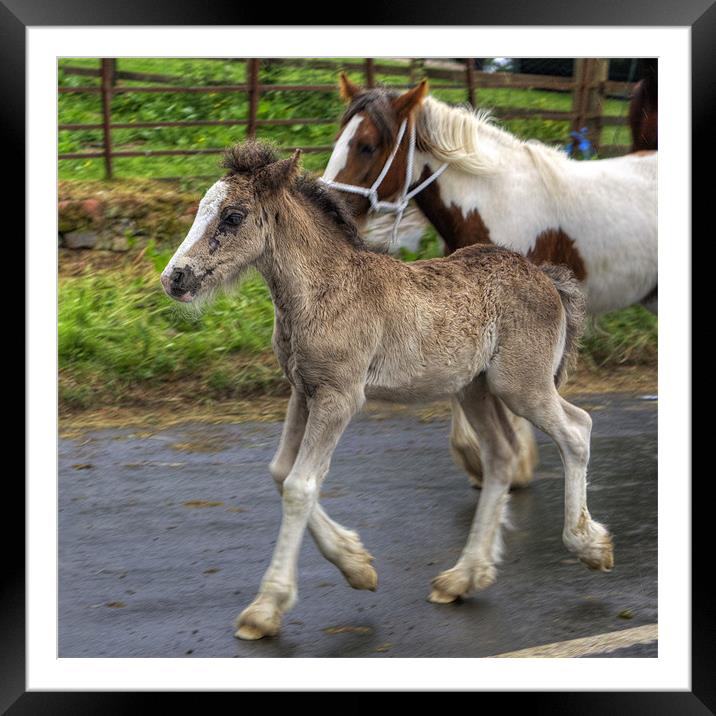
[58,180,200,252]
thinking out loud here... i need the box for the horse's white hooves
[233,604,281,640]
[235,624,268,641]
[344,562,378,591]
[427,588,460,604]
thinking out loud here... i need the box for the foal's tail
[540,263,586,388]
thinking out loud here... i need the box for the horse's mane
[344,90,570,195]
[222,141,367,251]
[417,97,570,189]
[342,88,400,146]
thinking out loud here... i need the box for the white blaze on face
[162,179,229,279]
[322,114,364,181]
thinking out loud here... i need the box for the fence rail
[58,58,636,179]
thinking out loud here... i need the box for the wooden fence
[58,58,636,179]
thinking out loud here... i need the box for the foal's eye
[359,143,376,156]
[223,211,245,226]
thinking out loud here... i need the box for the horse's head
[160,142,301,303]
[323,74,429,223]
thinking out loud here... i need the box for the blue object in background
[565,127,594,158]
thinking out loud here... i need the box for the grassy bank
[58,238,657,415]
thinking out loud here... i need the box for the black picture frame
[10,0,704,710]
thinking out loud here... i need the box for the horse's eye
[359,143,376,156]
[223,211,245,226]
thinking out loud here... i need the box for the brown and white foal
[161,141,613,640]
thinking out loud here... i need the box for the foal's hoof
[567,521,615,573]
[234,603,281,641]
[580,534,614,572]
[344,561,378,591]
[334,532,378,591]
[235,624,267,641]
[428,567,471,604]
[428,563,497,604]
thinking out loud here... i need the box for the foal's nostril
[170,268,187,292]
[165,265,199,298]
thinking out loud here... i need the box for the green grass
[59,246,281,409]
[58,58,633,181]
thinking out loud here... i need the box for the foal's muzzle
[161,266,199,302]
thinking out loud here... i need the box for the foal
[161,141,613,641]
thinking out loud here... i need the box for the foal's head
[160,142,301,303]
[323,75,429,220]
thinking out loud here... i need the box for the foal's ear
[392,79,429,119]
[339,72,361,102]
[255,149,302,194]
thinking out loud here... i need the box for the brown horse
[322,75,657,492]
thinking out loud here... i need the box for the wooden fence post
[585,59,609,153]
[365,58,375,88]
[246,58,260,139]
[409,59,417,84]
[100,58,115,179]
[465,58,476,107]
[571,58,609,155]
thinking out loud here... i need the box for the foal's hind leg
[430,378,516,603]
[449,399,538,490]
[268,389,377,592]
[489,369,614,572]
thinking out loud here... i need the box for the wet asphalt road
[59,392,657,658]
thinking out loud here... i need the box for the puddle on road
[323,625,373,635]
[183,500,224,509]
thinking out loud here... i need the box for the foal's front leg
[235,386,363,640]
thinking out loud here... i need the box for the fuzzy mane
[294,174,367,251]
[221,141,279,175]
[222,140,367,251]
[343,90,570,195]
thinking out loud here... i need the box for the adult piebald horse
[321,75,657,490]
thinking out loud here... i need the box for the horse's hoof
[428,567,471,603]
[334,532,378,590]
[580,535,614,572]
[234,602,281,640]
[235,624,267,641]
[566,520,614,572]
[345,562,378,591]
[427,588,460,604]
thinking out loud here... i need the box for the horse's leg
[269,389,376,592]
[235,386,363,640]
[449,398,538,490]
[490,368,614,573]
[430,377,516,603]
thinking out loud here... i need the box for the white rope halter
[319,118,448,246]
